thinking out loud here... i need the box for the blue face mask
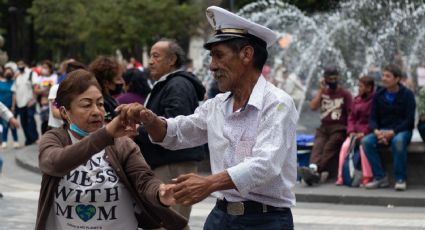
[63,107,90,138]
[69,123,90,138]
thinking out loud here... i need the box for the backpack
[341,136,363,187]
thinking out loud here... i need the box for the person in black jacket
[134,38,205,229]
[361,64,415,191]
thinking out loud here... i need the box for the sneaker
[365,177,389,189]
[13,142,20,149]
[298,167,320,186]
[1,142,6,149]
[394,180,406,191]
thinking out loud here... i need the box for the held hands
[172,173,213,206]
[105,115,138,138]
[115,103,157,127]
[158,184,176,206]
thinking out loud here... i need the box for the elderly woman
[35,69,186,230]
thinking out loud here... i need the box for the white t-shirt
[47,84,64,128]
[46,132,138,230]
[11,68,38,108]
[37,73,58,90]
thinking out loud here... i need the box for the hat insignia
[206,10,216,28]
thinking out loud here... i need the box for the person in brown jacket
[36,69,187,230]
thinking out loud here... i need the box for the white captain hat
[204,6,278,50]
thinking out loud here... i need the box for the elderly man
[134,38,206,229]
[118,6,298,229]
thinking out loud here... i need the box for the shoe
[1,142,6,149]
[0,192,3,198]
[394,180,406,191]
[13,142,20,149]
[298,167,320,186]
[365,176,389,189]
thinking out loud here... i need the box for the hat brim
[203,34,245,50]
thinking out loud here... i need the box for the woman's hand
[158,183,176,206]
[105,115,138,138]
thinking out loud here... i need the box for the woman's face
[105,73,124,95]
[358,81,367,96]
[64,85,105,133]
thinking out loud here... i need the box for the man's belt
[216,199,290,216]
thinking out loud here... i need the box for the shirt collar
[222,75,267,112]
[245,75,266,110]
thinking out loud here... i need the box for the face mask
[5,74,13,80]
[63,108,90,138]
[18,67,25,73]
[326,81,338,90]
[69,123,90,138]
[109,83,124,96]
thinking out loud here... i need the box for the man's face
[149,41,175,80]
[209,43,245,92]
[381,70,399,89]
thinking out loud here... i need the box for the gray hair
[159,38,186,68]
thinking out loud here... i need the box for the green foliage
[29,0,201,61]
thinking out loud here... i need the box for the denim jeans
[361,131,412,181]
[418,122,425,142]
[0,117,18,142]
[16,105,39,145]
[203,205,294,230]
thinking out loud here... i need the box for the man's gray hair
[159,38,186,69]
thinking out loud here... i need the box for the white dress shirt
[154,76,298,208]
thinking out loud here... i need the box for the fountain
[196,0,425,123]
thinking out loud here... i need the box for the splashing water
[196,0,425,114]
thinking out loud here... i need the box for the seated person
[361,64,415,191]
[35,69,186,229]
[299,66,352,185]
[336,75,374,186]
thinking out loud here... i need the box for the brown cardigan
[36,127,187,230]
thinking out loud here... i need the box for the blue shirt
[0,79,15,108]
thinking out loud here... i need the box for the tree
[28,0,202,62]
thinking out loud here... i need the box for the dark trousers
[204,205,294,230]
[16,105,39,145]
[418,122,425,142]
[310,124,346,176]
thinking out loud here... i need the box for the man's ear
[239,46,254,65]
[168,54,177,68]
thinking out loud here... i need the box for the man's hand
[382,130,395,141]
[8,117,19,129]
[173,173,213,206]
[158,183,176,206]
[116,103,157,127]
